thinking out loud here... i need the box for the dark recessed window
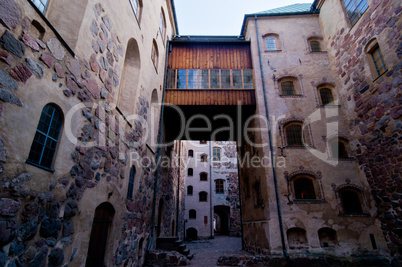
[280,81,296,96]
[285,123,303,146]
[189,209,196,219]
[127,166,136,200]
[340,189,363,214]
[188,150,193,157]
[27,104,62,170]
[188,168,193,176]
[330,139,349,159]
[213,147,221,161]
[319,88,334,105]
[310,40,321,52]
[199,191,208,202]
[200,172,208,181]
[187,186,193,196]
[294,178,316,199]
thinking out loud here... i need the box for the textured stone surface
[0,51,13,65]
[29,246,48,267]
[0,69,18,91]
[0,88,22,106]
[47,38,66,61]
[62,220,74,237]
[66,75,78,95]
[0,0,21,30]
[17,220,38,242]
[21,202,40,222]
[20,30,39,52]
[0,30,25,58]
[0,219,17,245]
[48,248,64,267]
[0,198,20,217]
[89,53,99,73]
[90,20,98,37]
[83,78,100,99]
[63,200,78,218]
[9,63,32,83]
[26,57,44,78]
[40,53,55,68]
[54,62,64,78]
[39,218,61,239]
[66,57,81,79]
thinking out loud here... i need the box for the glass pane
[286,124,303,146]
[232,70,242,89]
[281,81,295,95]
[188,70,199,89]
[310,41,321,52]
[199,70,209,89]
[243,70,254,89]
[357,0,368,14]
[221,70,231,89]
[177,69,186,89]
[166,69,176,88]
[320,88,334,105]
[210,70,220,89]
[266,37,276,51]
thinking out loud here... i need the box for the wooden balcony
[165,89,255,105]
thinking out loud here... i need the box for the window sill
[328,157,355,161]
[279,94,304,98]
[265,49,282,53]
[309,51,327,54]
[285,146,310,149]
[317,104,341,108]
[372,69,388,83]
[339,212,370,217]
[26,160,55,173]
[293,199,325,204]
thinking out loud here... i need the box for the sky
[174,0,314,36]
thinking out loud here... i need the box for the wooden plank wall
[167,43,252,70]
[165,90,256,105]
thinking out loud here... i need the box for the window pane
[319,88,334,105]
[281,81,295,96]
[177,69,186,89]
[310,41,321,52]
[286,124,303,146]
[294,178,316,199]
[221,70,231,88]
[210,70,220,89]
[199,70,209,89]
[243,70,254,89]
[188,70,199,89]
[341,190,362,213]
[232,70,242,89]
[266,37,276,51]
[166,69,176,88]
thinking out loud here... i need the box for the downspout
[254,15,290,261]
[148,40,171,251]
[209,141,213,238]
[176,140,181,237]
[235,142,244,247]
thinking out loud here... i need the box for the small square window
[266,37,276,51]
[371,47,386,77]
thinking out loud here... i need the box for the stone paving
[185,236,253,266]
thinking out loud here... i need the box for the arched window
[187,186,193,195]
[264,33,280,51]
[200,154,208,162]
[27,104,63,170]
[293,177,316,200]
[30,0,48,13]
[199,191,208,202]
[159,9,166,40]
[329,138,349,159]
[188,150,193,157]
[200,172,208,181]
[187,168,193,176]
[318,87,334,105]
[215,179,224,194]
[213,147,221,161]
[284,122,303,146]
[278,77,299,96]
[127,166,136,200]
[318,228,338,247]
[189,209,196,219]
[151,40,159,69]
[339,188,363,214]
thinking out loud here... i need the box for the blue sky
[174,0,314,36]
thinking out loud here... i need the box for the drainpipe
[254,15,290,261]
[209,141,213,238]
[176,140,181,237]
[148,40,171,251]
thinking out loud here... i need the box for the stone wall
[318,0,401,262]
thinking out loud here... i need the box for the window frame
[213,147,221,161]
[200,154,208,162]
[318,87,335,106]
[371,46,386,77]
[278,77,302,97]
[329,138,350,159]
[26,104,63,172]
[129,0,143,23]
[159,9,166,41]
[263,33,281,52]
[199,191,208,202]
[342,0,369,26]
[284,122,304,147]
[309,40,321,52]
[293,177,317,200]
[151,40,159,71]
[215,179,225,194]
[30,0,49,14]
[127,166,136,200]
[200,172,208,181]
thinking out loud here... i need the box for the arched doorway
[157,198,164,237]
[186,228,198,240]
[214,206,230,235]
[86,202,115,267]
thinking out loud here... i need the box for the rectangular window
[210,70,220,89]
[177,69,187,89]
[232,70,242,89]
[343,0,369,26]
[221,70,231,89]
[166,69,176,88]
[188,70,199,89]
[266,37,276,51]
[243,70,254,89]
[31,0,49,13]
[281,81,296,96]
[371,47,386,76]
[215,180,224,194]
[199,70,209,89]
[213,147,221,161]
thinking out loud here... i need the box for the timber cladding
[167,42,252,69]
[165,89,256,105]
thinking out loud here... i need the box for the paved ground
[185,236,253,266]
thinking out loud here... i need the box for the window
[280,81,295,96]
[293,178,316,200]
[319,87,334,105]
[30,0,48,13]
[188,168,193,176]
[200,172,208,181]
[188,69,199,89]
[287,228,308,248]
[187,186,193,196]
[329,138,349,159]
[318,228,338,248]
[151,40,158,69]
[285,123,303,146]
[129,0,142,21]
[188,150,193,157]
[27,104,62,170]
[266,37,276,51]
[371,46,386,76]
[127,166,136,200]
[177,69,186,89]
[310,40,321,52]
[213,147,221,161]
[278,77,301,96]
[215,179,224,194]
[200,154,208,162]
[343,0,369,26]
[339,188,363,214]
[189,209,196,219]
[159,10,166,40]
[199,191,208,202]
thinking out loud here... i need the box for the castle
[0,0,400,266]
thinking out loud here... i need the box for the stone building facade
[182,141,241,240]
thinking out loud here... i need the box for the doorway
[214,206,230,235]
